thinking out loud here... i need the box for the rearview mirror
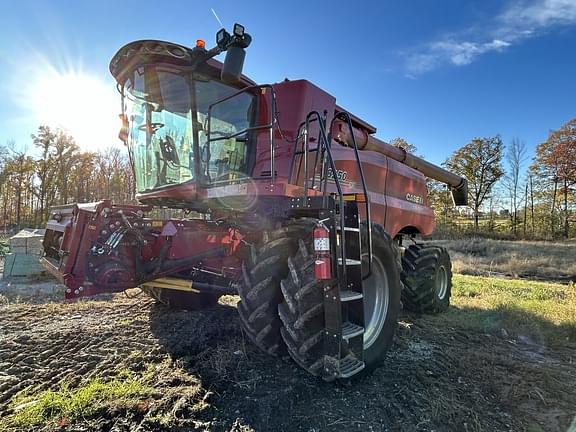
[222,46,246,83]
[220,24,252,84]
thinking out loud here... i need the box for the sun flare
[22,62,120,150]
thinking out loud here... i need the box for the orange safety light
[196,39,206,49]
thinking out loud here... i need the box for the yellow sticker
[152,220,163,227]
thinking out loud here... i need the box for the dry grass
[428,238,576,282]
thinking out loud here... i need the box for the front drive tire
[401,244,452,314]
[237,219,317,357]
[278,222,402,379]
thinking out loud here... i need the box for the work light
[233,23,245,37]
[216,28,230,49]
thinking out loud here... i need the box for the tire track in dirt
[0,290,575,431]
[0,295,161,418]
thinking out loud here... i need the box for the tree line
[428,118,575,239]
[1,120,574,240]
[0,126,134,231]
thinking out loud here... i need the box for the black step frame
[288,110,374,379]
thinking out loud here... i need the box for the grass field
[447,274,575,345]
[429,238,576,282]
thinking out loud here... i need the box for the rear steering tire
[278,222,402,379]
[401,244,452,314]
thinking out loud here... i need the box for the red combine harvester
[42,25,467,380]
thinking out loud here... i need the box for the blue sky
[0,0,574,166]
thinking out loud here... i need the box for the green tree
[445,136,504,230]
[389,137,417,154]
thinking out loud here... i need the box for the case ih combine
[41,25,467,381]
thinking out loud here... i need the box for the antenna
[211,8,224,28]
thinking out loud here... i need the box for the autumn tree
[0,125,137,230]
[2,148,36,227]
[444,136,504,230]
[0,143,10,229]
[93,147,134,203]
[68,152,97,202]
[531,118,576,238]
[0,143,7,189]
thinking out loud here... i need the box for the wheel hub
[435,265,448,300]
[362,254,390,349]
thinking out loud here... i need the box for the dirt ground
[1,281,575,432]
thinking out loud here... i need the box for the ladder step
[342,321,364,340]
[338,355,365,378]
[340,290,363,302]
[338,258,361,266]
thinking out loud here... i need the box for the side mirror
[222,46,246,83]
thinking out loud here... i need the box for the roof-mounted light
[233,23,245,37]
[216,28,231,49]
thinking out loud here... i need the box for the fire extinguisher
[313,222,332,280]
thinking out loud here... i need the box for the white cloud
[404,0,576,76]
[500,0,576,29]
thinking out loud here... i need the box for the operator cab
[122,65,257,191]
[110,28,265,208]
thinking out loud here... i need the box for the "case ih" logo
[406,193,424,204]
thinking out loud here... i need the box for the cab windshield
[123,66,255,193]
